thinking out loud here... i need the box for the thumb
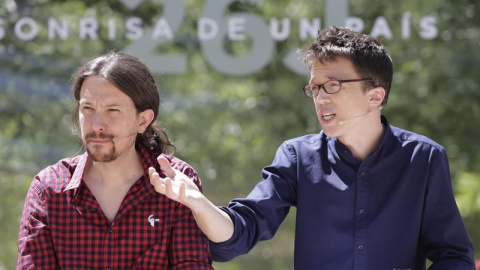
[157,155,176,179]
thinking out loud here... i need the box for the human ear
[368,87,386,108]
[137,109,155,133]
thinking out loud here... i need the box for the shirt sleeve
[168,168,214,270]
[421,148,475,269]
[17,179,60,269]
[209,142,297,262]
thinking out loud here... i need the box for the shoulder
[390,125,444,150]
[274,132,326,162]
[160,153,203,189]
[33,155,82,193]
[281,132,328,156]
[160,154,197,172]
[283,132,324,148]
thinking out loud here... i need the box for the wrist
[187,192,209,213]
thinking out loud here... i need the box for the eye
[108,108,120,112]
[326,81,340,87]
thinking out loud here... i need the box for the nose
[91,112,106,132]
[314,91,331,106]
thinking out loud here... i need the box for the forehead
[309,57,358,82]
[79,76,133,105]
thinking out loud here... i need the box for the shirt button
[106,268,111,270]
[360,171,366,177]
[359,209,365,214]
[357,244,364,250]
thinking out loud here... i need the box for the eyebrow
[79,100,123,107]
[105,103,122,107]
[310,75,338,84]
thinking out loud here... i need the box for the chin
[322,127,340,138]
[90,154,118,163]
[87,147,118,163]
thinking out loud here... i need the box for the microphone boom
[338,106,382,126]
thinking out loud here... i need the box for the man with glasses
[149,26,474,269]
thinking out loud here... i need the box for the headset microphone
[338,105,383,126]
[112,132,138,143]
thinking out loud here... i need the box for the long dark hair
[71,51,175,154]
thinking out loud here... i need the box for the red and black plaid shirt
[17,145,213,269]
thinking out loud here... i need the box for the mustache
[85,132,114,140]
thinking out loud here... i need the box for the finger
[148,167,158,185]
[178,182,186,201]
[157,155,177,179]
[164,178,175,199]
[149,167,168,194]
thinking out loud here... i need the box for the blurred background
[1,0,479,269]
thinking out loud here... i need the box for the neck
[338,113,385,161]
[85,147,144,186]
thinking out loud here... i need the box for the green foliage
[456,172,480,249]
[1,0,479,269]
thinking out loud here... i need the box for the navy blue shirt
[210,116,474,269]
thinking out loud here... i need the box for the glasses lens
[324,81,341,94]
[304,85,314,97]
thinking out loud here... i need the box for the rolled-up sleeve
[209,142,297,262]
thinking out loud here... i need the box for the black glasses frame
[303,78,374,97]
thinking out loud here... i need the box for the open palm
[149,155,204,208]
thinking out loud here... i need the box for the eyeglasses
[303,78,374,98]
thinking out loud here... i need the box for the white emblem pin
[148,215,160,227]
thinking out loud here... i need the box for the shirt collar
[137,144,158,194]
[64,151,88,192]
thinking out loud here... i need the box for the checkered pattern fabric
[17,145,213,269]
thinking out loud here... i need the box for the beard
[86,144,118,162]
[83,132,118,163]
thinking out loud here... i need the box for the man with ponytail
[17,52,213,270]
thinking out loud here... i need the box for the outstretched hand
[149,155,204,209]
[150,155,235,243]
